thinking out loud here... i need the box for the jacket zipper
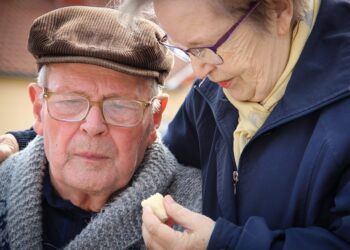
[197,81,240,195]
[233,170,239,195]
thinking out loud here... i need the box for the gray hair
[37,65,48,88]
[118,0,310,27]
[37,65,162,114]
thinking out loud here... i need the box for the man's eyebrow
[49,86,133,100]
[103,93,124,99]
[78,92,124,99]
[48,88,86,95]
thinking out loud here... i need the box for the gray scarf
[0,136,202,250]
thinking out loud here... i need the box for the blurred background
[0,0,194,135]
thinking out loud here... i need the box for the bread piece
[141,193,168,222]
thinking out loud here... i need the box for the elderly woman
[119,0,350,249]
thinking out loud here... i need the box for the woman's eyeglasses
[160,0,263,65]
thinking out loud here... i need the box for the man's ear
[148,93,169,145]
[28,83,44,135]
[266,0,294,35]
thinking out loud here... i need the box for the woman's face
[154,0,292,102]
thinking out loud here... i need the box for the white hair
[116,0,155,20]
[118,0,310,26]
[37,65,48,88]
[144,79,162,114]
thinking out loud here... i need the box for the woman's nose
[190,55,216,79]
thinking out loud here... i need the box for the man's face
[30,63,160,198]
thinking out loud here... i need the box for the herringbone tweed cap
[28,6,173,84]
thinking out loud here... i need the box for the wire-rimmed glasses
[160,0,263,65]
[42,88,156,127]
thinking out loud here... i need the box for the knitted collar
[5,136,178,249]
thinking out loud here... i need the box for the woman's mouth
[217,80,232,88]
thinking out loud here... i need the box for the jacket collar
[259,0,350,134]
[194,82,237,151]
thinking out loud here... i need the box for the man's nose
[190,55,216,79]
[80,105,108,136]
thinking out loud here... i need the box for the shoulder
[0,153,18,200]
[0,136,45,198]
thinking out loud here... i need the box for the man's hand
[142,195,215,250]
[0,134,19,162]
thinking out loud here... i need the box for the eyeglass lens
[46,93,147,127]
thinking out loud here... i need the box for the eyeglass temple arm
[212,0,263,51]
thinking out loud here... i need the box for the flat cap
[28,6,173,85]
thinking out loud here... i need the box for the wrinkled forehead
[44,63,153,98]
[153,0,233,47]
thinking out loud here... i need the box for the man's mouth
[75,152,109,161]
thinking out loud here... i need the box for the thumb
[163,195,200,231]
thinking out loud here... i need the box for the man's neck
[49,174,111,212]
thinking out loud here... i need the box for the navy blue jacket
[163,0,350,248]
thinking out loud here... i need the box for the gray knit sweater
[0,136,202,250]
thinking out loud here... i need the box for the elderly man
[0,6,201,250]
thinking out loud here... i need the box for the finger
[142,206,171,250]
[163,195,201,230]
[0,134,19,150]
[0,134,19,162]
[0,144,12,162]
[142,206,181,248]
[142,221,165,250]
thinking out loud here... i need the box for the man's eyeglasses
[160,0,263,65]
[42,88,156,127]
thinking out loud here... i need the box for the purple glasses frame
[160,0,263,64]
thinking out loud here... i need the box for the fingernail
[143,206,152,213]
[164,195,175,204]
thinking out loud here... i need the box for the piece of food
[141,193,168,222]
